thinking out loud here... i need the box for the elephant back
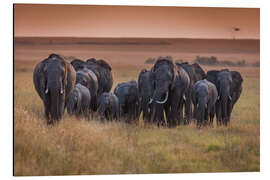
[65,62,76,102]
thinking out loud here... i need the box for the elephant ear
[33,61,46,100]
[65,62,76,102]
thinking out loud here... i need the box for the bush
[194,56,250,67]
[194,56,219,65]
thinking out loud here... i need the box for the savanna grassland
[14,38,260,176]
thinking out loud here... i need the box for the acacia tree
[232,27,240,39]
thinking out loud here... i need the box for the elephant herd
[33,54,243,128]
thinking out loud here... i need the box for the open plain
[14,37,260,175]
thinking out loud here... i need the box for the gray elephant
[97,92,120,122]
[114,80,140,124]
[138,69,154,123]
[66,83,91,119]
[191,79,218,128]
[206,69,243,126]
[33,54,76,124]
[150,59,190,127]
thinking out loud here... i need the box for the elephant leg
[178,100,184,125]
[204,109,209,126]
[184,92,192,124]
[216,101,222,126]
[169,98,181,127]
[43,97,52,124]
[209,106,215,127]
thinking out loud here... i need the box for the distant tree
[232,27,240,40]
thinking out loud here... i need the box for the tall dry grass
[14,61,260,176]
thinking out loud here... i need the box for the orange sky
[14,4,260,39]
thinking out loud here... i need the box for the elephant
[75,68,99,111]
[66,83,91,119]
[70,58,87,71]
[33,53,76,124]
[138,69,155,123]
[206,69,243,126]
[176,62,206,124]
[86,58,113,97]
[150,59,190,127]
[97,92,120,122]
[191,79,218,128]
[114,80,140,123]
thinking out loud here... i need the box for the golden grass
[14,61,260,176]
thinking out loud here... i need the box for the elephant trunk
[220,83,231,124]
[48,80,64,121]
[196,98,207,126]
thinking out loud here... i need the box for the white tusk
[229,96,232,100]
[148,98,153,104]
[183,95,186,101]
[45,88,48,94]
[217,96,220,100]
[60,88,64,94]
[155,91,169,104]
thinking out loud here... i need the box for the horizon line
[14,36,260,40]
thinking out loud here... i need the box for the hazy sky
[14,4,260,39]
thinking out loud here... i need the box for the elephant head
[150,59,176,104]
[67,86,82,116]
[71,58,86,71]
[33,54,76,124]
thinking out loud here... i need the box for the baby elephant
[97,92,120,122]
[191,79,218,128]
[67,83,91,119]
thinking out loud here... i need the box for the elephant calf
[67,84,91,119]
[192,79,218,128]
[97,92,120,122]
[114,80,140,123]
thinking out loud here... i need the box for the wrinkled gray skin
[33,54,76,124]
[176,62,206,124]
[150,59,190,127]
[138,69,154,123]
[192,79,218,128]
[67,84,91,118]
[75,68,98,111]
[97,92,120,122]
[114,80,140,124]
[206,69,243,126]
